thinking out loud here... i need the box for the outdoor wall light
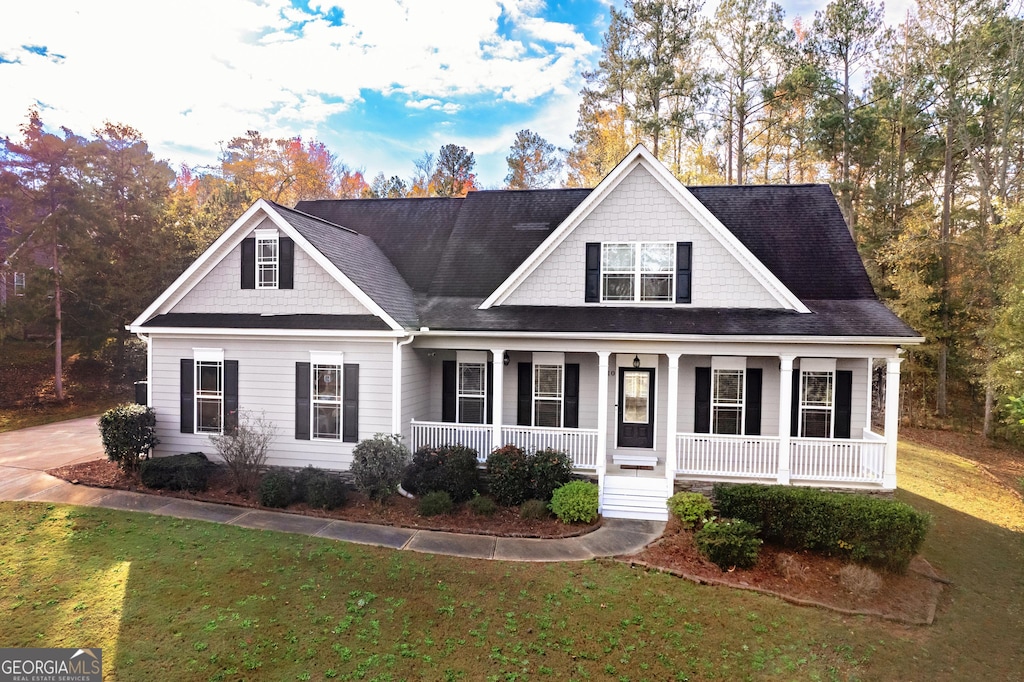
[503,351,510,366]
[633,354,641,368]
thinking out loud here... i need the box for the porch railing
[676,433,780,479]
[790,437,885,484]
[409,420,600,469]
[501,426,600,470]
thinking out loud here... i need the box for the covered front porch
[402,344,904,520]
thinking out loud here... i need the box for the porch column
[777,355,795,485]
[490,348,504,453]
[865,357,874,432]
[665,353,681,486]
[883,356,903,489]
[596,351,610,478]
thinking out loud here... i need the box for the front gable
[484,146,807,313]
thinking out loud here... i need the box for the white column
[777,355,795,485]
[883,356,903,489]
[865,357,874,432]
[490,349,504,453]
[665,353,681,485]
[596,351,610,479]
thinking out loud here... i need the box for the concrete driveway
[0,416,104,500]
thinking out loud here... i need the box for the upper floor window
[13,272,26,295]
[586,241,691,304]
[256,230,279,289]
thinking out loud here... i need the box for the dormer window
[586,242,691,304]
[256,229,279,289]
[240,228,295,290]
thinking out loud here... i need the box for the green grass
[0,436,1021,681]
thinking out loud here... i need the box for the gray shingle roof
[140,313,392,331]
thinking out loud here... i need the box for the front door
[618,368,655,448]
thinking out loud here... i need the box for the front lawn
[0,433,1021,680]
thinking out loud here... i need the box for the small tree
[98,403,159,474]
[351,433,409,502]
[209,410,276,494]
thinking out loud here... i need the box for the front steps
[600,475,670,521]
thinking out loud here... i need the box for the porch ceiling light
[503,351,510,366]
[633,354,641,369]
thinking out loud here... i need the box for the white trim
[310,351,344,365]
[801,358,837,373]
[193,348,224,362]
[457,350,488,364]
[310,357,344,441]
[129,199,404,332]
[712,356,747,371]
[254,227,278,240]
[411,329,924,346]
[480,145,809,313]
[128,325,406,339]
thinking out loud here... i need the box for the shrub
[299,468,347,510]
[208,410,276,494]
[139,452,209,493]
[468,494,497,517]
[98,403,159,473]
[714,483,931,573]
[519,498,551,520]
[402,445,481,503]
[530,448,574,501]
[258,470,296,508]
[839,564,883,598]
[418,490,453,517]
[694,518,762,570]
[549,480,599,524]
[487,445,532,506]
[667,492,714,529]
[351,434,409,502]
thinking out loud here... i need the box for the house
[128,146,923,520]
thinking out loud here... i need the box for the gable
[500,164,788,309]
[170,217,374,317]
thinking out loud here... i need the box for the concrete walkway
[0,417,664,561]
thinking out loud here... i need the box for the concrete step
[601,475,670,521]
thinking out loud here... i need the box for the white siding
[401,345,431,443]
[502,165,783,309]
[150,335,394,470]
[838,357,868,438]
[676,356,780,436]
[171,219,373,316]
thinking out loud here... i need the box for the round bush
[519,498,551,520]
[418,490,454,517]
[530,448,574,501]
[351,434,409,502]
[549,480,599,524]
[402,445,481,503]
[487,445,531,506]
[694,517,763,570]
[468,494,498,517]
[258,470,296,508]
[667,492,714,529]
[303,471,348,510]
[139,452,209,492]
[99,403,159,473]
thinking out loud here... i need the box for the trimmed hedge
[487,445,532,506]
[258,470,296,508]
[694,518,762,570]
[714,483,931,573]
[139,452,209,493]
[299,468,347,510]
[402,445,481,503]
[529,448,574,501]
[549,480,599,524]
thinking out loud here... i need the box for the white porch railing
[790,437,885,484]
[409,420,599,469]
[409,420,493,461]
[501,426,600,470]
[676,434,780,479]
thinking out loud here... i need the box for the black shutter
[676,242,692,304]
[486,360,494,425]
[517,362,533,425]
[585,243,601,302]
[835,370,853,439]
[791,369,801,437]
[241,237,255,289]
[180,359,194,433]
[564,363,580,428]
[224,360,239,432]
[694,366,711,433]
[295,362,310,440]
[744,368,763,436]
[279,237,294,289]
[343,364,359,443]
[442,360,457,423]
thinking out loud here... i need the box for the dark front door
[618,368,655,448]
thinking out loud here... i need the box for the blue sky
[1,0,911,188]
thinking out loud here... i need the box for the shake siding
[150,335,393,470]
[502,166,783,309]
[401,345,431,441]
[172,220,373,316]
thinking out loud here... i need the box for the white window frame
[456,351,487,425]
[255,228,279,289]
[311,352,344,440]
[13,272,25,296]
[194,348,224,435]
[600,241,675,303]
[711,357,746,436]
[798,359,836,438]
[532,352,565,428]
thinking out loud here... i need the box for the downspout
[394,331,419,499]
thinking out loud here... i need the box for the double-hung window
[533,363,563,428]
[13,272,25,296]
[798,359,835,438]
[256,229,279,289]
[712,368,744,435]
[458,360,487,424]
[312,362,342,439]
[601,242,675,302]
[194,349,224,434]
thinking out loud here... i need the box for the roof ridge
[270,201,360,235]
